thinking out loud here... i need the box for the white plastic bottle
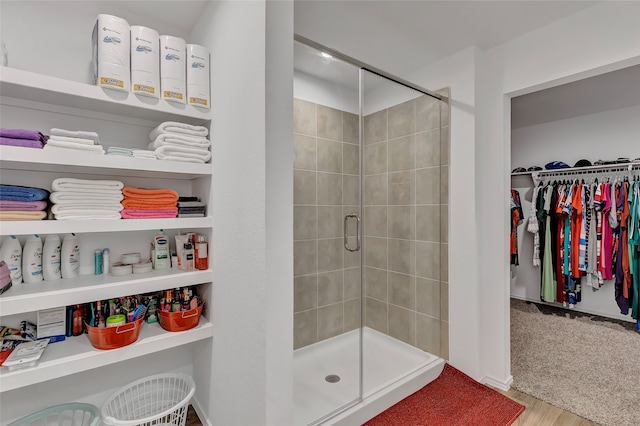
[154,233,171,269]
[22,235,43,283]
[0,235,22,284]
[61,233,80,279]
[42,234,62,281]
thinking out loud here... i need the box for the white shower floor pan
[293,327,445,426]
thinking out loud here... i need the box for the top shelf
[0,66,213,124]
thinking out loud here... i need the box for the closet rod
[532,163,640,179]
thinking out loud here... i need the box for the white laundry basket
[7,403,101,426]
[101,373,195,426]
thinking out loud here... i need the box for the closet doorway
[508,64,640,426]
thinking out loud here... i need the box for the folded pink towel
[0,200,48,211]
[121,208,178,219]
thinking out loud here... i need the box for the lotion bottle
[22,235,43,283]
[154,232,171,269]
[42,234,62,281]
[0,235,22,284]
[61,233,80,279]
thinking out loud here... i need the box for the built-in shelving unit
[0,217,212,236]
[0,66,212,124]
[0,145,212,179]
[0,61,214,397]
[0,319,214,392]
[0,269,212,316]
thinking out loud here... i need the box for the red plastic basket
[85,318,144,350]
[158,304,203,332]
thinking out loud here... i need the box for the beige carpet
[510,298,640,426]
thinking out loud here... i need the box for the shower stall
[293,37,449,425]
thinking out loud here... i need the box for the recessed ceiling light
[320,52,332,59]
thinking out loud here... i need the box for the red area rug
[364,364,525,426]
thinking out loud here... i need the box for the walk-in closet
[509,64,640,426]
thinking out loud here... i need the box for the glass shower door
[361,68,443,395]
[292,41,362,425]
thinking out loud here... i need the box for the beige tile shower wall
[363,90,450,360]
[293,98,361,350]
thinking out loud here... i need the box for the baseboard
[191,396,213,426]
[482,374,513,391]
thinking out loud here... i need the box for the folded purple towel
[0,137,44,149]
[0,128,46,141]
[0,200,48,211]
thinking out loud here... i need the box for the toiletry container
[195,235,208,270]
[103,248,110,274]
[22,235,43,283]
[130,25,160,98]
[0,235,22,284]
[186,44,210,109]
[42,234,62,281]
[154,233,171,269]
[92,14,130,92]
[160,35,186,103]
[61,233,80,279]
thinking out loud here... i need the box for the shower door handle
[344,214,360,252]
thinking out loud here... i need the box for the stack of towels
[177,197,206,218]
[0,184,49,221]
[148,121,211,164]
[43,128,105,155]
[50,178,124,220]
[107,147,157,159]
[0,128,47,149]
[121,187,179,219]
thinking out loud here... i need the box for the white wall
[511,105,640,169]
[405,47,481,380]
[0,1,192,84]
[294,70,358,114]
[474,0,640,388]
[191,1,293,425]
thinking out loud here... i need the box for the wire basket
[8,402,101,426]
[101,373,196,426]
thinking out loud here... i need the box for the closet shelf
[0,269,212,316]
[0,146,211,179]
[0,318,213,392]
[0,66,212,123]
[0,216,212,236]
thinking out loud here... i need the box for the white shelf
[0,146,212,179]
[0,269,212,316]
[0,216,212,236]
[0,66,212,124]
[0,318,213,392]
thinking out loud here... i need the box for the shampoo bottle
[61,233,80,279]
[42,234,62,281]
[0,235,22,284]
[22,235,43,283]
[154,232,171,269]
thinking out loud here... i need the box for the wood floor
[501,388,599,426]
[185,389,599,425]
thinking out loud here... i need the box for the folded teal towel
[0,184,50,202]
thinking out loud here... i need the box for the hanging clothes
[510,189,524,266]
[541,185,556,302]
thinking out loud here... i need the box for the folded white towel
[53,210,122,220]
[150,121,209,139]
[150,133,211,150]
[52,204,123,214]
[48,135,97,146]
[44,144,105,155]
[50,128,99,144]
[151,144,212,163]
[51,191,124,204]
[52,178,124,192]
